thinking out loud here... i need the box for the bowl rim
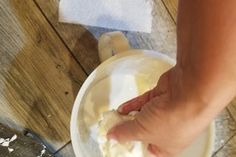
[70,50,215,157]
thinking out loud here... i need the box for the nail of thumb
[107,120,141,143]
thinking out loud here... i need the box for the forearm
[176,0,236,116]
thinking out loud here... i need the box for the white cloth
[59,0,153,33]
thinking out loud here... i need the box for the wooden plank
[0,123,53,157]
[212,133,236,157]
[55,142,75,157]
[213,109,236,155]
[34,0,100,74]
[228,98,236,122]
[0,0,87,151]
[161,0,178,23]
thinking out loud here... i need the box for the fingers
[118,88,156,114]
[118,72,169,114]
[107,119,144,143]
[118,71,171,115]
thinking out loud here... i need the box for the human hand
[107,67,213,157]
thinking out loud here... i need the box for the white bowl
[70,50,215,157]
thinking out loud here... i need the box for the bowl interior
[70,51,214,157]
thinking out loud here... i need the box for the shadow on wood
[34,0,101,75]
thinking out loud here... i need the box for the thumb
[107,119,145,143]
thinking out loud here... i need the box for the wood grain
[55,142,75,157]
[228,98,236,122]
[34,0,100,74]
[212,133,236,157]
[0,0,87,151]
[213,109,236,154]
[161,0,178,23]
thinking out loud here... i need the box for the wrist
[169,65,236,120]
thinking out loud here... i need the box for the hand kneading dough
[98,110,153,157]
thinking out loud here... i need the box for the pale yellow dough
[98,110,153,157]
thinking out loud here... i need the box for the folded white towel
[59,0,153,33]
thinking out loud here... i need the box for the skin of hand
[107,0,236,157]
[107,67,215,157]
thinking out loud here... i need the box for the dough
[98,110,153,157]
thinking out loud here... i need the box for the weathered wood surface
[0,123,53,157]
[228,99,236,122]
[0,0,87,151]
[162,0,178,23]
[212,133,236,157]
[213,109,236,155]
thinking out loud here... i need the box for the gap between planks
[211,132,236,157]
[31,0,89,153]
[53,140,71,155]
[32,0,89,77]
[161,0,177,24]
